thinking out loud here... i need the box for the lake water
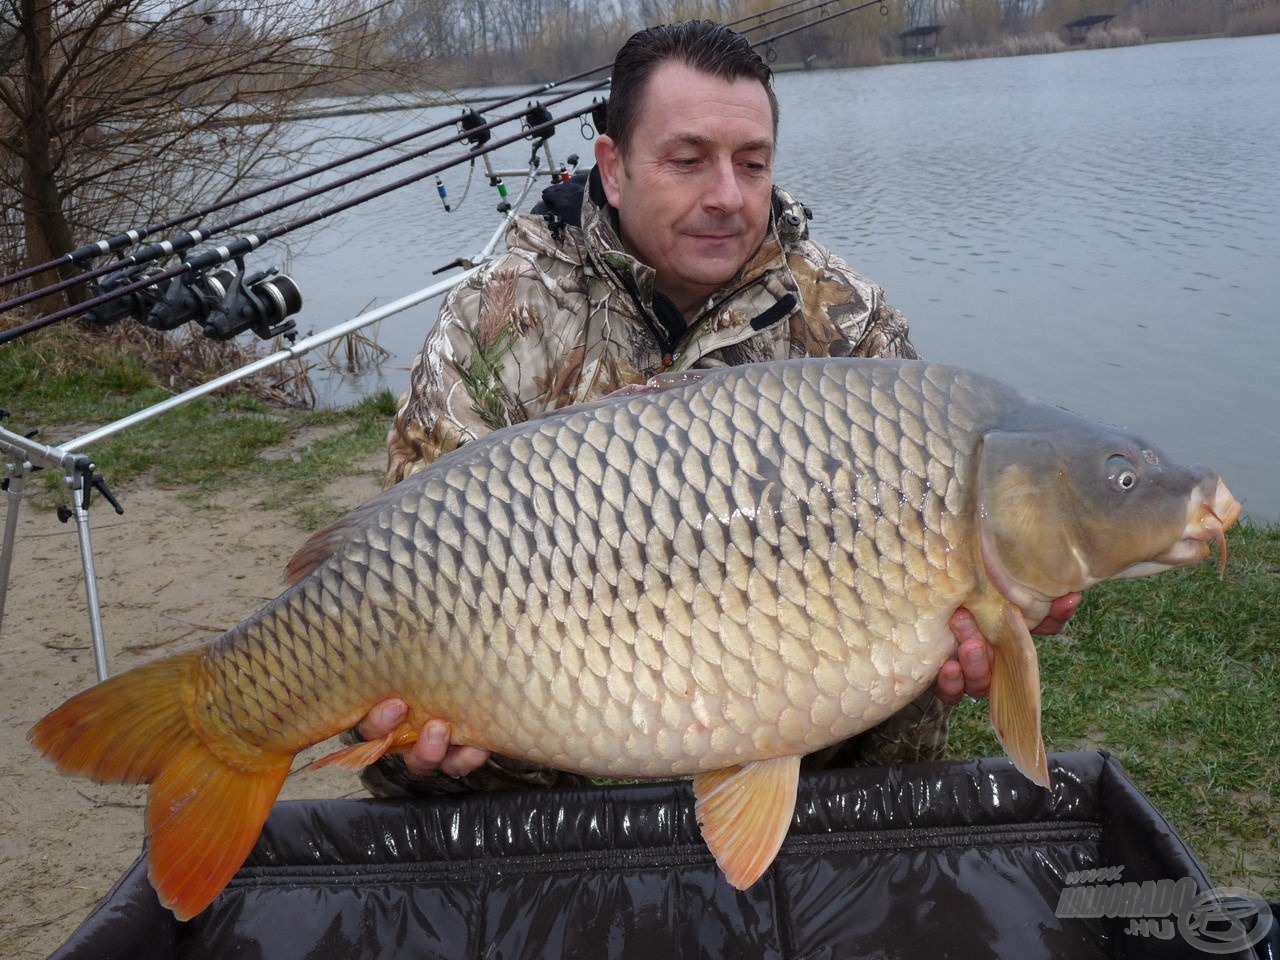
[281,35,1280,523]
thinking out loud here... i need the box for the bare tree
[0,0,412,306]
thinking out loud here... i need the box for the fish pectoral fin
[308,724,422,771]
[693,755,802,890]
[976,598,1051,788]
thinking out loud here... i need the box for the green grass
[947,521,1280,896]
[1,322,393,525]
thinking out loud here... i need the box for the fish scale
[197,360,976,774]
[32,356,1240,918]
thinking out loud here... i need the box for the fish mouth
[1108,477,1242,581]
[1148,477,1242,578]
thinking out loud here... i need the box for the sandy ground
[0,445,384,958]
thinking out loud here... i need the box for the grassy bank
[6,322,1276,898]
[2,322,395,529]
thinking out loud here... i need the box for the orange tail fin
[27,652,292,921]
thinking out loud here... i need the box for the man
[352,20,1077,793]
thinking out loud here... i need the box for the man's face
[595,60,775,317]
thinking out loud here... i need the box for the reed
[951,32,1066,60]
[1226,2,1280,36]
[1083,26,1146,49]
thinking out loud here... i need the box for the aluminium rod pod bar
[0,266,477,678]
[0,426,120,681]
[0,140,546,673]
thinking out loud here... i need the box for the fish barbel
[30,358,1240,919]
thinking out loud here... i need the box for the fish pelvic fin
[970,596,1051,788]
[27,651,292,921]
[693,755,802,890]
[307,723,422,771]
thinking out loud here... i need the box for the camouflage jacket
[358,171,946,798]
[385,169,917,485]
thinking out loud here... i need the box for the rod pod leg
[0,459,29,633]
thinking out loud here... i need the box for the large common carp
[30,358,1239,920]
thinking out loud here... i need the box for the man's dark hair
[606,20,779,154]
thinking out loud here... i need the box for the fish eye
[1106,454,1139,492]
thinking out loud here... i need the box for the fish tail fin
[28,652,292,920]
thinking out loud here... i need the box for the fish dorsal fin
[969,594,1051,788]
[284,494,393,585]
[611,369,709,394]
[284,518,352,585]
[284,370,714,586]
[693,755,801,889]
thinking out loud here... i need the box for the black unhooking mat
[51,751,1277,959]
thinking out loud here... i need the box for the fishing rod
[0,121,575,669]
[0,0,862,296]
[734,0,862,39]
[762,0,890,45]
[0,71,615,295]
[0,101,597,346]
[0,82,608,319]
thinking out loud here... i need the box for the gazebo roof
[1063,14,1116,28]
[897,24,945,39]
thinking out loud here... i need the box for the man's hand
[1029,592,1081,637]
[357,700,490,778]
[934,594,1081,705]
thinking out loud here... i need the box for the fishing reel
[80,256,299,343]
[200,260,302,342]
[144,267,238,331]
[82,262,167,326]
[459,109,491,149]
